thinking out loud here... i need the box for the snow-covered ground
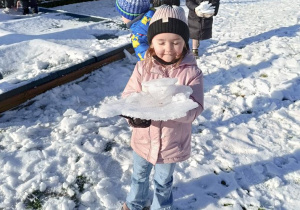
[0,0,128,93]
[1,0,300,209]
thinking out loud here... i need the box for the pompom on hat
[147,5,190,49]
[116,0,150,20]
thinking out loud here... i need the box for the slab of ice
[95,78,198,121]
[198,1,215,15]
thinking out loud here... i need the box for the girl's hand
[120,115,151,128]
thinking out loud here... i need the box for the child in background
[20,0,38,15]
[116,0,153,61]
[121,5,204,210]
[186,0,220,57]
[115,0,181,61]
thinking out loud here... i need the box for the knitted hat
[148,5,189,49]
[116,0,150,20]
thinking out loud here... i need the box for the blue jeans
[126,151,176,210]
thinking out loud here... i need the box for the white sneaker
[2,7,12,14]
[2,7,22,15]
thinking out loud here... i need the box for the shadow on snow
[173,149,300,210]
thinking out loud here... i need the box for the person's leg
[151,163,176,210]
[30,0,38,13]
[20,0,29,14]
[126,151,153,210]
[192,39,200,57]
[192,39,200,50]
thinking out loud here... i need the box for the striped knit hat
[116,0,150,20]
[148,5,189,49]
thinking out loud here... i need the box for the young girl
[121,5,204,210]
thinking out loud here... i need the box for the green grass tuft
[24,190,43,209]
[76,175,88,193]
[223,203,233,206]
[259,73,268,78]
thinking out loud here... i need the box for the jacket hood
[179,52,198,67]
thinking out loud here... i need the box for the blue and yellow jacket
[127,8,155,61]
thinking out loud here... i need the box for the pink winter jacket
[122,53,204,165]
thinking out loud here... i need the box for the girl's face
[151,33,185,63]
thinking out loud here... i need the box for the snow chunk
[67,188,75,197]
[101,194,119,208]
[197,1,215,15]
[43,197,76,210]
[66,175,76,184]
[81,191,95,203]
[63,109,77,117]
[95,78,198,121]
[39,182,47,192]
[97,179,113,189]
[265,176,283,188]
